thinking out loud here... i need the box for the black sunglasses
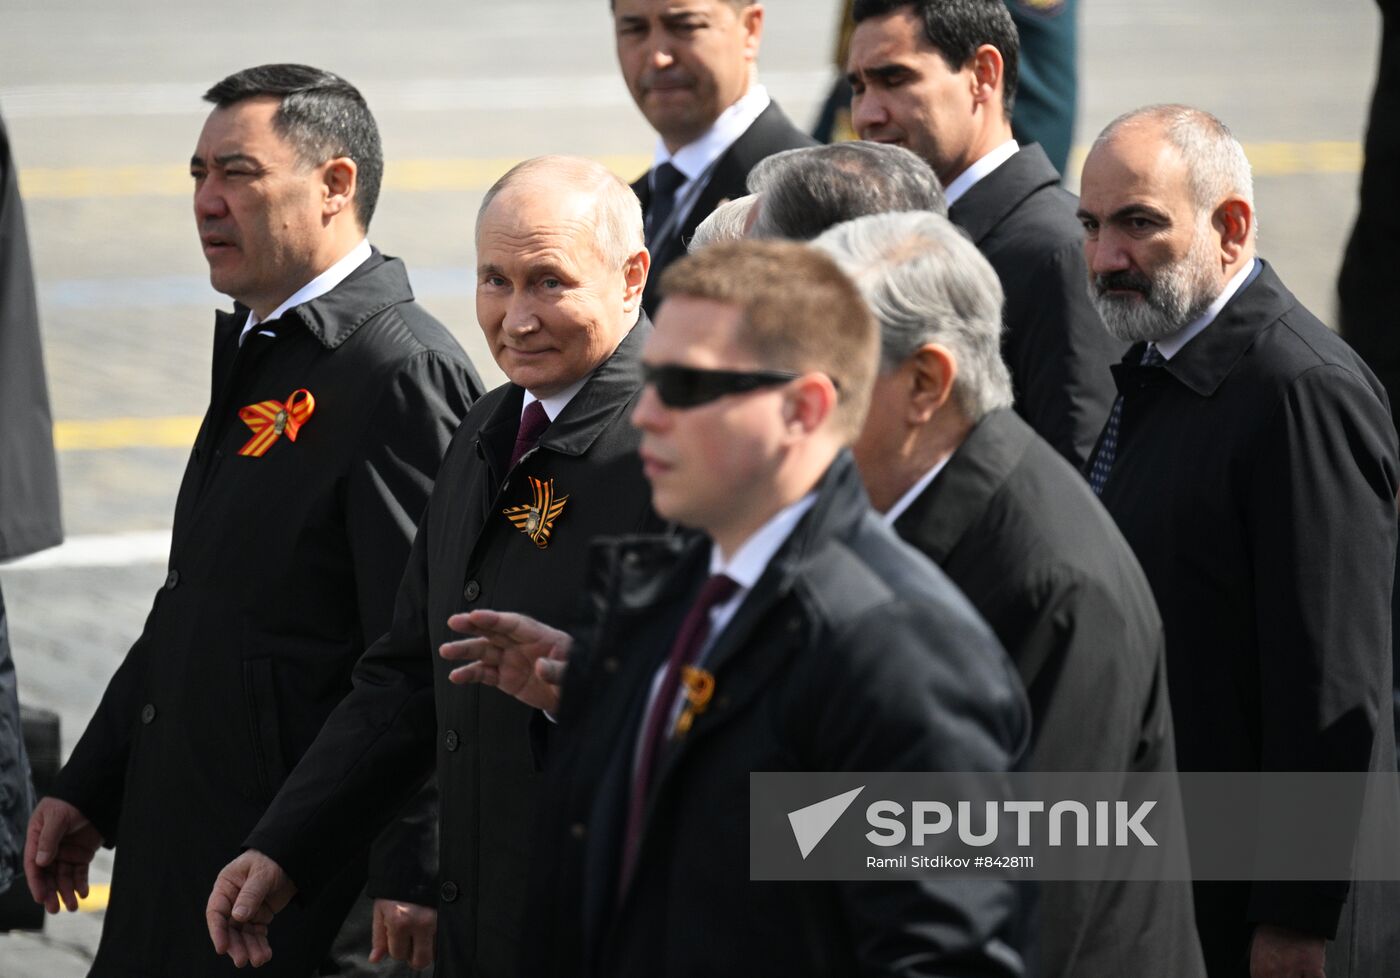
[641,363,801,409]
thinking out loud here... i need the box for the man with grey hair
[746,141,946,240]
[817,210,1205,978]
[1079,104,1400,978]
[206,155,663,978]
[687,193,758,251]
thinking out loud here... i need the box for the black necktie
[508,400,550,469]
[646,162,687,245]
[1089,343,1166,496]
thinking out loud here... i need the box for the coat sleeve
[244,352,473,901]
[805,600,1029,978]
[1003,240,1120,471]
[1243,364,1399,938]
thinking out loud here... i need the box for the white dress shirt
[520,377,587,423]
[1153,258,1260,361]
[944,139,1020,208]
[881,456,953,526]
[240,238,371,344]
[649,83,771,236]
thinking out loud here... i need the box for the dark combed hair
[203,64,383,230]
[852,0,1020,115]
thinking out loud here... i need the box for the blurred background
[0,0,1383,971]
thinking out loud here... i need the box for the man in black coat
[847,0,1122,469]
[0,109,60,901]
[206,156,662,978]
[442,240,1030,978]
[24,65,484,977]
[816,210,1205,978]
[1079,104,1400,978]
[612,0,814,313]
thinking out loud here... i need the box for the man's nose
[1087,231,1131,277]
[648,41,676,71]
[194,178,227,221]
[630,383,668,433]
[850,89,886,137]
[502,292,540,334]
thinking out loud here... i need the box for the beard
[1090,227,1221,344]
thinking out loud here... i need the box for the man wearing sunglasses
[441,240,1030,977]
[205,156,662,978]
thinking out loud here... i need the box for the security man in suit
[816,210,1204,978]
[205,156,662,978]
[613,0,814,313]
[24,65,483,977]
[847,0,1122,469]
[1079,104,1400,978]
[439,240,1030,977]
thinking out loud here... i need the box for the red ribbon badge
[238,389,315,457]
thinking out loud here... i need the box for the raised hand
[439,609,574,713]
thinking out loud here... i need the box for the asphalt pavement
[0,0,1383,973]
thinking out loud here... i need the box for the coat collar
[947,142,1061,245]
[892,408,1035,564]
[213,249,412,351]
[1114,259,1294,399]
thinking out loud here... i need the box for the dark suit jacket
[1097,261,1400,978]
[948,143,1123,470]
[895,408,1204,978]
[633,99,814,314]
[50,253,482,977]
[0,111,61,560]
[526,453,1030,978]
[246,319,661,978]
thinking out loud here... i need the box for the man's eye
[542,278,562,289]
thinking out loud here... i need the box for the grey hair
[1098,104,1255,218]
[814,211,1014,422]
[475,155,644,268]
[747,142,948,241]
[688,195,758,252]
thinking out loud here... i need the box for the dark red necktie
[508,399,550,469]
[618,572,739,892]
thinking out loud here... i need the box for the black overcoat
[948,143,1124,470]
[525,454,1031,978]
[1097,261,1400,977]
[246,319,660,977]
[632,100,814,314]
[49,253,482,977]
[895,408,1204,978]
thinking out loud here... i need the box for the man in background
[847,0,1121,468]
[614,0,814,312]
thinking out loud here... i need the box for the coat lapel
[948,142,1061,245]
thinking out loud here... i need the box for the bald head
[477,155,645,270]
[475,155,650,397]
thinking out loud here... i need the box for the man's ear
[908,343,958,423]
[741,4,765,61]
[969,44,1005,110]
[622,248,651,314]
[322,156,358,220]
[785,372,839,436]
[1213,196,1254,265]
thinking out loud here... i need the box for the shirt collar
[943,139,1019,207]
[881,455,953,526]
[1154,258,1260,361]
[241,238,372,342]
[521,375,589,423]
[707,492,818,591]
[653,83,771,182]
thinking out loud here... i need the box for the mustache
[641,67,695,91]
[1093,270,1153,296]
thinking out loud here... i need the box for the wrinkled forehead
[1081,131,1192,211]
[476,187,606,268]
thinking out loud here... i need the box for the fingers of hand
[448,662,499,686]
[438,637,499,664]
[537,658,567,687]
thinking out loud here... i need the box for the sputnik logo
[787,786,865,859]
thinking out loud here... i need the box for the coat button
[463,580,481,602]
[570,822,586,840]
[440,881,459,903]
[164,570,180,590]
[140,704,157,724]
[444,730,460,752]
[602,657,619,674]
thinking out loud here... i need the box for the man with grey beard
[1077,104,1400,978]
